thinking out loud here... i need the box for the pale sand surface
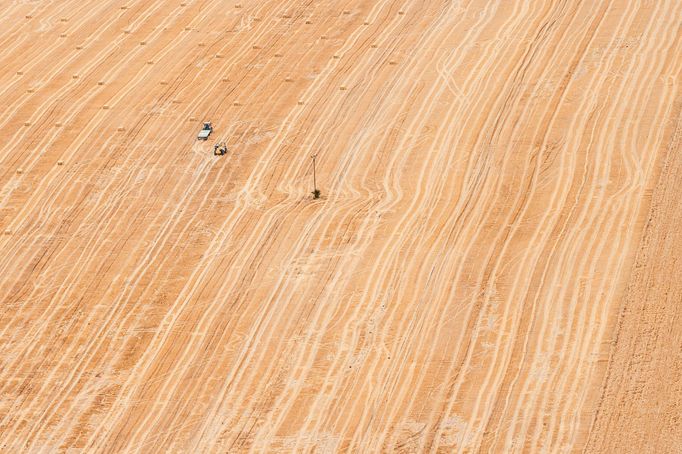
[0,0,680,452]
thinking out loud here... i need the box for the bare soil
[0,0,680,452]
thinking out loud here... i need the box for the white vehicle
[197,122,213,140]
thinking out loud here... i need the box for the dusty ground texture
[0,0,680,452]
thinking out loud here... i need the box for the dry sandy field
[0,0,680,452]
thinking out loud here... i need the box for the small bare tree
[311,154,321,199]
